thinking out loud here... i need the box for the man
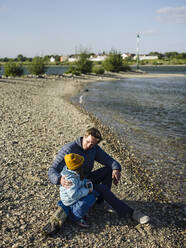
[43,128,149,234]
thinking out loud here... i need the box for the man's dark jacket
[48,137,121,185]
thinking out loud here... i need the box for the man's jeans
[88,167,134,217]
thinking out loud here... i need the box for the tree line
[1,50,186,77]
[0,54,61,63]
[0,51,186,63]
[1,57,46,77]
[0,51,131,77]
[148,52,186,59]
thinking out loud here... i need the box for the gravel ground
[0,75,184,248]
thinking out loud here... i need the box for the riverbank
[0,74,184,247]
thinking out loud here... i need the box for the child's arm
[66,178,89,201]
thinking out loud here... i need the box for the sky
[0,0,186,58]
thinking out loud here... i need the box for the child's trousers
[58,190,98,222]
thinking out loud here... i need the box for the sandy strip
[106,71,186,78]
[0,74,184,247]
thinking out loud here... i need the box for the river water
[0,65,68,75]
[73,67,186,202]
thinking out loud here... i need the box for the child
[60,153,97,227]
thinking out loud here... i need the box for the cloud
[156,6,186,24]
[140,29,159,36]
[157,6,186,24]
[0,0,8,12]
[0,4,7,12]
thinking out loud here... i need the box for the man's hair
[84,127,102,143]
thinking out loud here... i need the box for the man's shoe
[42,207,67,235]
[104,202,115,213]
[76,218,90,228]
[132,210,150,224]
[94,201,115,213]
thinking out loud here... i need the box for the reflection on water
[132,65,186,74]
[0,66,68,75]
[0,65,185,76]
[73,76,186,201]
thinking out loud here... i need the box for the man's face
[82,135,98,150]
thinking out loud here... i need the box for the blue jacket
[60,166,89,206]
[48,137,121,185]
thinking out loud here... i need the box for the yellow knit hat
[64,153,84,171]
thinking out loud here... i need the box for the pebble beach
[0,73,185,248]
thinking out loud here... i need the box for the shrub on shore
[103,51,131,72]
[28,57,46,75]
[4,62,23,77]
[92,65,105,75]
[120,63,131,71]
[66,51,93,75]
[76,52,93,74]
[67,65,81,75]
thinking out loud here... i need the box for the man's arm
[95,145,121,185]
[95,145,121,171]
[48,148,67,185]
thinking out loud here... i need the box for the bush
[103,50,129,72]
[28,57,46,75]
[66,51,93,75]
[92,65,105,75]
[152,60,163,65]
[76,52,93,74]
[4,62,23,77]
[66,65,81,75]
[140,60,149,65]
[121,63,131,71]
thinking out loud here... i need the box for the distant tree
[149,51,159,56]
[17,54,26,62]
[28,57,46,75]
[165,52,179,58]
[3,57,9,62]
[177,53,186,59]
[149,51,164,59]
[43,55,50,63]
[89,53,96,57]
[26,57,32,62]
[4,62,23,77]
[55,55,60,62]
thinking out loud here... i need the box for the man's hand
[60,175,72,188]
[86,181,93,193]
[112,169,121,186]
[88,188,93,194]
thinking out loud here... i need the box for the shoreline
[131,64,186,67]
[59,71,186,102]
[0,74,184,247]
[62,71,186,81]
